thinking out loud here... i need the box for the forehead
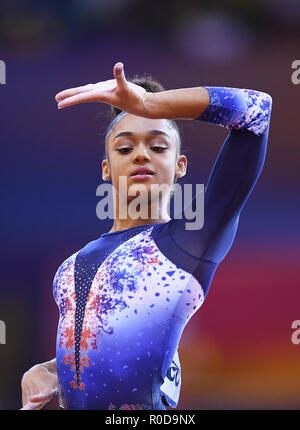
[108,113,176,143]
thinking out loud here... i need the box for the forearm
[144,85,272,137]
[144,87,210,120]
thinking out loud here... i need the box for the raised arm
[146,85,272,302]
[55,62,272,273]
[166,86,272,266]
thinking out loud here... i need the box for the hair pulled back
[104,74,181,159]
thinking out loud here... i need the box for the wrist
[143,92,168,119]
[42,359,57,375]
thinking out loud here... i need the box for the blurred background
[0,0,300,410]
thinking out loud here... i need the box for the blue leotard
[53,86,272,410]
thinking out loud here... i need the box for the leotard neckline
[100,221,169,237]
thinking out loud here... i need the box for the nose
[132,145,151,163]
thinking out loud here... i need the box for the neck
[108,216,170,233]
[109,191,171,233]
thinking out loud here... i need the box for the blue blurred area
[0,1,300,410]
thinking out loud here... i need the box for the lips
[130,168,155,176]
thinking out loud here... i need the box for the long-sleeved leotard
[53,86,272,410]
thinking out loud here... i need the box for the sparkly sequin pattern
[198,86,272,136]
[53,227,205,409]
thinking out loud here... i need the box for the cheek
[109,159,129,194]
[109,155,124,178]
[158,156,176,181]
[155,168,175,187]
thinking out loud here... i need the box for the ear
[102,159,111,181]
[175,154,187,178]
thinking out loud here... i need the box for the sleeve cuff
[197,86,272,136]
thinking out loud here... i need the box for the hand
[20,363,58,410]
[55,62,153,118]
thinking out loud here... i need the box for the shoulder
[53,250,79,285]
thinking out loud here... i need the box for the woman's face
[102,113,186,209]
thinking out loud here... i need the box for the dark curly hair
[103,73,182,160]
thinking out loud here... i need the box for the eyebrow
[112,129,170,142]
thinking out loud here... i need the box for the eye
[116,147,133,154]
[151,146,167,153]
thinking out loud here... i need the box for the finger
[57,90,102,109]
[55,84,94,102]
[29,389,57,402]
[113,62,127,90]
[22,379,40,406]
[22,385,33,407]
[20,400,44,410]
[22,390,28,407]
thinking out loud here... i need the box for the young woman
[21,62,272,410]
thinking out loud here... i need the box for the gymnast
[20,62,272,410]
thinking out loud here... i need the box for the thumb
[113,62,127,89]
